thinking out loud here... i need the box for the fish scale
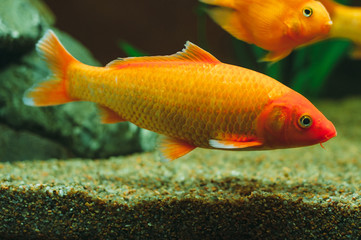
[67,61,288,148]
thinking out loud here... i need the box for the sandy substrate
[0,97,360,239]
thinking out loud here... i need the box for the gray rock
[0,0,157,161]
[0,0,50,65]
[0,124,72,161]
[0,29,157,161]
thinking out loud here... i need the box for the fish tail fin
[203,6,252,44]
[200,0,235,8]
[23,30,78,107]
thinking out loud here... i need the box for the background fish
[24,30,336,161]
[317,0,361,59]
[200,0,333,62]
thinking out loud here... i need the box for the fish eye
[298,115,313,128]
[303,7,313,17]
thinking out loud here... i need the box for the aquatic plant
[118,40,147,57]
[248,39,351,98]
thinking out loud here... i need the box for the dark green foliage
[232,38,351,98]
[118,40,147,57]
[290,40,351,97]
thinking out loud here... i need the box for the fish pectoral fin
[96,104,126,124]
[284,18,301,41]
[209,139,263,149]
[259,50,292,62]
[159,137,196,161]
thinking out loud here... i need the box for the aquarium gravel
[0,97,361,239]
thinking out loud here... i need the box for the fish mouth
[326,20,333,26]
[320,129,337,143]
[322,20,333,33]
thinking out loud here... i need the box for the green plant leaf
[290,40,351,97]
[118,41,147,57]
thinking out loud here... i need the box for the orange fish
[317,0,361,58]
[200,0,333,62]
[24,30,336,161]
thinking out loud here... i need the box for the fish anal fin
[106,42,220,69]
[159,137,196,161]
[209,139,263,149]
[97,105,126,124]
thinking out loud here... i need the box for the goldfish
[200,0,333,62]
[23,30,336,161]
[317,0,361,58]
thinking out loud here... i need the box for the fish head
[285,0,332,42]
[258,91,336,149]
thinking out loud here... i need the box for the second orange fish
[201,0,333,62]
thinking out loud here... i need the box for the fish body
[24,30,336,160]
[200,0,333,62]
[318,0,361,58]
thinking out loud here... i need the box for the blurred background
[45,0,361,99]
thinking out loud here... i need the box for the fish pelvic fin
[349,44,361,59]
[259,49,292,63]
[23,30,78,107]
[96,104,127,124]
[106,41,220,69]
[159,137,196,161]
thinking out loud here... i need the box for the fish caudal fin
[203,7,253,44]
[23,30,78,107]
[200,0,236,8]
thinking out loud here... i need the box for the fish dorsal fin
[106,41,220,69]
